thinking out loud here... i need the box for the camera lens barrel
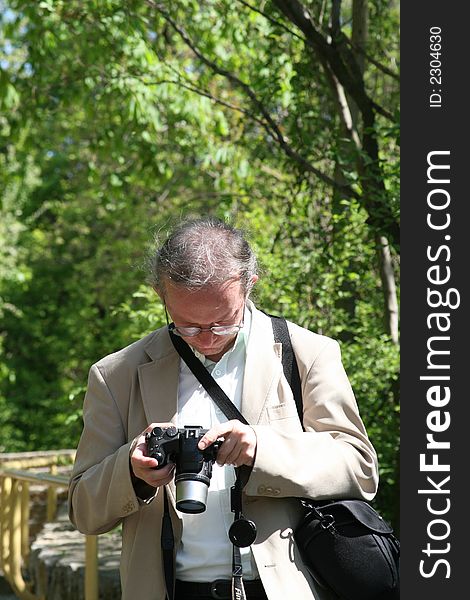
[175,473,211,513]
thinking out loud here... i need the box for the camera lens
[175,473,210,514]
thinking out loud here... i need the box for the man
[68,217,378,600]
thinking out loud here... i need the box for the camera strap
[168,316,300,597]
[169,327,244,421]
[168,328,255,600]
[161,488,175,600]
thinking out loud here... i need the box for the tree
[1,0,399,526]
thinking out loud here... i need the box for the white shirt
[175,306,259,581]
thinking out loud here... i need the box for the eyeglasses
[168,322,244,337]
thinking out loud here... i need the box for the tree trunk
[352,0,399,345]
[376,235,399,344]
[271,0,400,250]
[330,0,399,344]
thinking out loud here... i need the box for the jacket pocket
[267,402,300,422]
[266,402,302,433]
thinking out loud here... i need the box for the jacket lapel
[137,328,181,511]
[241,303,283,425]
[137,328,180,426]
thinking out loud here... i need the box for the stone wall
[27,490,121,600]
[28,507,121,600]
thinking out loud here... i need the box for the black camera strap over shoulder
[167,328,256,600]
[169,329,246,421]
[165,318,296,600]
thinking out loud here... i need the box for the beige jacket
[68,303,379,599]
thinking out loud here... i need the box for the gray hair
[149,217,258,295]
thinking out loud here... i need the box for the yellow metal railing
[0,451,99,600]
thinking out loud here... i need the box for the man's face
[162,278,247,362]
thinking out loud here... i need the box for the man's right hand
[130,423,176,488]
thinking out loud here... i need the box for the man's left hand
[198,420,257,467]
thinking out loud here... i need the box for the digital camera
[145,425,222,514]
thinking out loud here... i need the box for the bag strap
[269,315,304,430]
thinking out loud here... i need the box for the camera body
[145,425,222,514]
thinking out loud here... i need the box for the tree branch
[235,0,305,42]
[271,0,374,118]
[147,0,358,199]
[370,100,395,122]
[331,0,342,34]
[345,37,400,81]
[144,76,268,127]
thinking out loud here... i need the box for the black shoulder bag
[270,315,400,600]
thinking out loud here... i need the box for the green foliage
[343,335,400,527]
[1,0,399,527]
